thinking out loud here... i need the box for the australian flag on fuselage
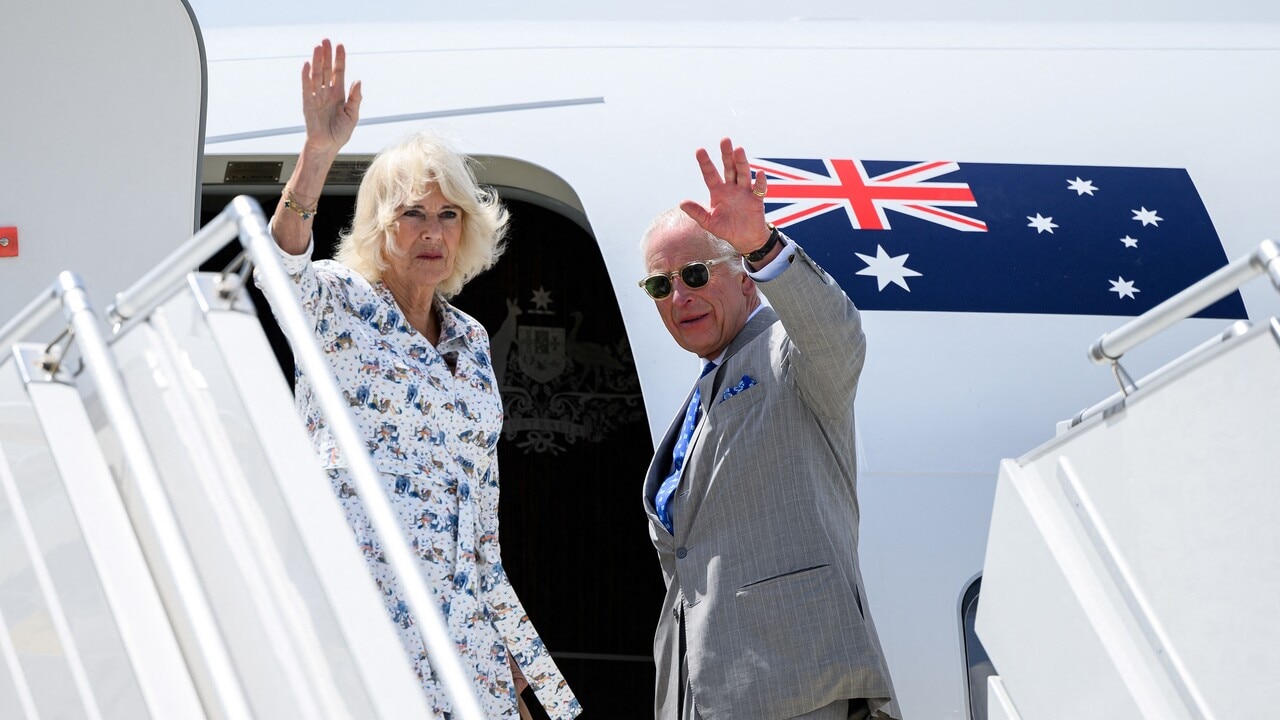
[752,157,1245,318]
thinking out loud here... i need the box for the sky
[185,0,1280,29]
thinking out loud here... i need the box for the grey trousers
[681,675,862,719]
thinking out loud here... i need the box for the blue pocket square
[720,375,758,402]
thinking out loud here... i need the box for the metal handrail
[111,195,484,719]
[49,272,253,719]
[1069,320,1253,429]
[1089,239,1280,364]
[106,211,241,328]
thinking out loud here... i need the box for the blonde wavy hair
[335,132,508,298]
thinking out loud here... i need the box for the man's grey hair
[640,208,744,276]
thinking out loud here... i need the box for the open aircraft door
[1,5,446,719]
[0,0,204,323]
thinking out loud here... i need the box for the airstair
[978,241,1280,720]
[0,198,484,719]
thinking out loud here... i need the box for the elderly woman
[264,39,579,719]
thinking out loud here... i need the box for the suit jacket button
[676,547,688,559]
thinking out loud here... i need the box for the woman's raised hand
[271,39,361,254]
[301,38,362,157]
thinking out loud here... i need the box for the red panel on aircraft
[0,227,17,258]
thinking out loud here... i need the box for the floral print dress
[269,248,580,719]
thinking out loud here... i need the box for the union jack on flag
[751,158,988,233]
[749,156,1244,319]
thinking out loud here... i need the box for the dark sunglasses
[638,258,726,300]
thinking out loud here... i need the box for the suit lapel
[725,306,779,360]
[703,307,778,408]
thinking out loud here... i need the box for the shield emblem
[516,325,566,383]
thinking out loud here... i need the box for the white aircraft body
[2,1,1279,718]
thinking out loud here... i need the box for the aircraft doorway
[200,187,661,718]
[458,199,660,718]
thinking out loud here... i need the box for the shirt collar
[375,282,472,350]
[434,296,471,350]
[704,304,767,367]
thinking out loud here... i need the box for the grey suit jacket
[643,244,899,720]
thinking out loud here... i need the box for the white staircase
[0,198,479,719]
[978,241,1280,720]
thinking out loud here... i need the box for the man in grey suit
[639,138,900,720]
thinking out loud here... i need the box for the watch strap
[745,225,782,263]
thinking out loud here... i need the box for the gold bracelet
[283,189,318,221]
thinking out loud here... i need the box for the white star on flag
[856,245,922,291]
[1132,207,1162,226]
[1067,177,1098,196]
[1027,213,1058,234]
[1120,236,1139,248]
[1109,276,1141,299]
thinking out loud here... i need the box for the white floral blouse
[267,246,580,719]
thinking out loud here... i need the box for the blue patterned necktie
[655,361,716,534]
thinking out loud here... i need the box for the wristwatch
[744,224,783,264]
